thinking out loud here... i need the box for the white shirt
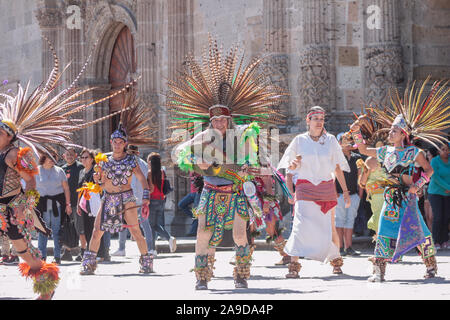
[131,156,148,205]
[278,132,350,185]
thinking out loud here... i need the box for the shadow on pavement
[112,273,177,278]
[301,274,369,281]
[98,261,128,265]
[390,276,449,285]
[213,275,282,281]
[208,287,324,295]
[153,255,184,260]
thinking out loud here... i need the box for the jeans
[428,193,450,245]
[38,210,61,259]
[149,199,171,251]
[178,192,196,216]
[118,208,153,251]
[178,192,199,234]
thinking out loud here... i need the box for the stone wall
[400,0,450,81]
[0,0,42,90]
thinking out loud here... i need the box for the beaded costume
[99,154,138,233]
[80,89,156,275]
[351,77,450,281]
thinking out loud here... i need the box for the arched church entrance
[108,25,137,132]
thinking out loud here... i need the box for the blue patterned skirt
[375,189,435,261]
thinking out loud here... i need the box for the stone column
[363,0,403,107]
[263,0,290,132]
[299,0,333,120]
[136,0,162,150]
[167,0,193,81]
[62,0,86,148]
[166,0,195,233]
[35,4,64,90]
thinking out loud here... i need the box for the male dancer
[80,91,155,275]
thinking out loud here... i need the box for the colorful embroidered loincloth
[0,192,48,259]
[295,179,337,213]
[193,182,249,247]
[100,189,137,233]
[0,193,27,234]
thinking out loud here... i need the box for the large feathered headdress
[165,35,288,133]
[0,38,137,157]
[370,76,450,148]
[110,89,157,147]
[344,108,389,147]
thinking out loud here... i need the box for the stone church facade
[1,0,449,235]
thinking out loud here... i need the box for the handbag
[60,214,79,249]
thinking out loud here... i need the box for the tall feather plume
[165,34,289,134]
[116,89,157,147]
[370,75,450,148]
[0,38,143,158]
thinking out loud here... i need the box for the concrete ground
[0,238,449,300]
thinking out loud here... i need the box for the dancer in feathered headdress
[0,38,138,299]
[350,76,450,282]
[340,110,390,236]
[80,88,157,276]
[166,35,288,290]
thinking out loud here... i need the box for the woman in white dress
[278,106,351,278]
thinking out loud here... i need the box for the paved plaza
[0,239,449,301]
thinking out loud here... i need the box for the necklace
[308,132,321,140]
[103,154,137,187]
[308,132,325,145]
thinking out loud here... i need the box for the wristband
[414,172,430,190]
[143,189,150,200]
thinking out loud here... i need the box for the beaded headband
[209,104,231,120]
[307,110,325,119]
[0,120,16,137]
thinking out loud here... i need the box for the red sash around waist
[295,179,337,214]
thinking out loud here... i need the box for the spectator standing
[178,172,201,236]
[61,148,84,261]
[76,148,107,261]
[422,149,437,230]
[335,133,362,256]
[36,153,72,264]
[111,145,153,257]
[428,143,450,250]
[147,152,176,254]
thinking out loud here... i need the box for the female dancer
[278,106,351,278]
[349,78,449,281]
